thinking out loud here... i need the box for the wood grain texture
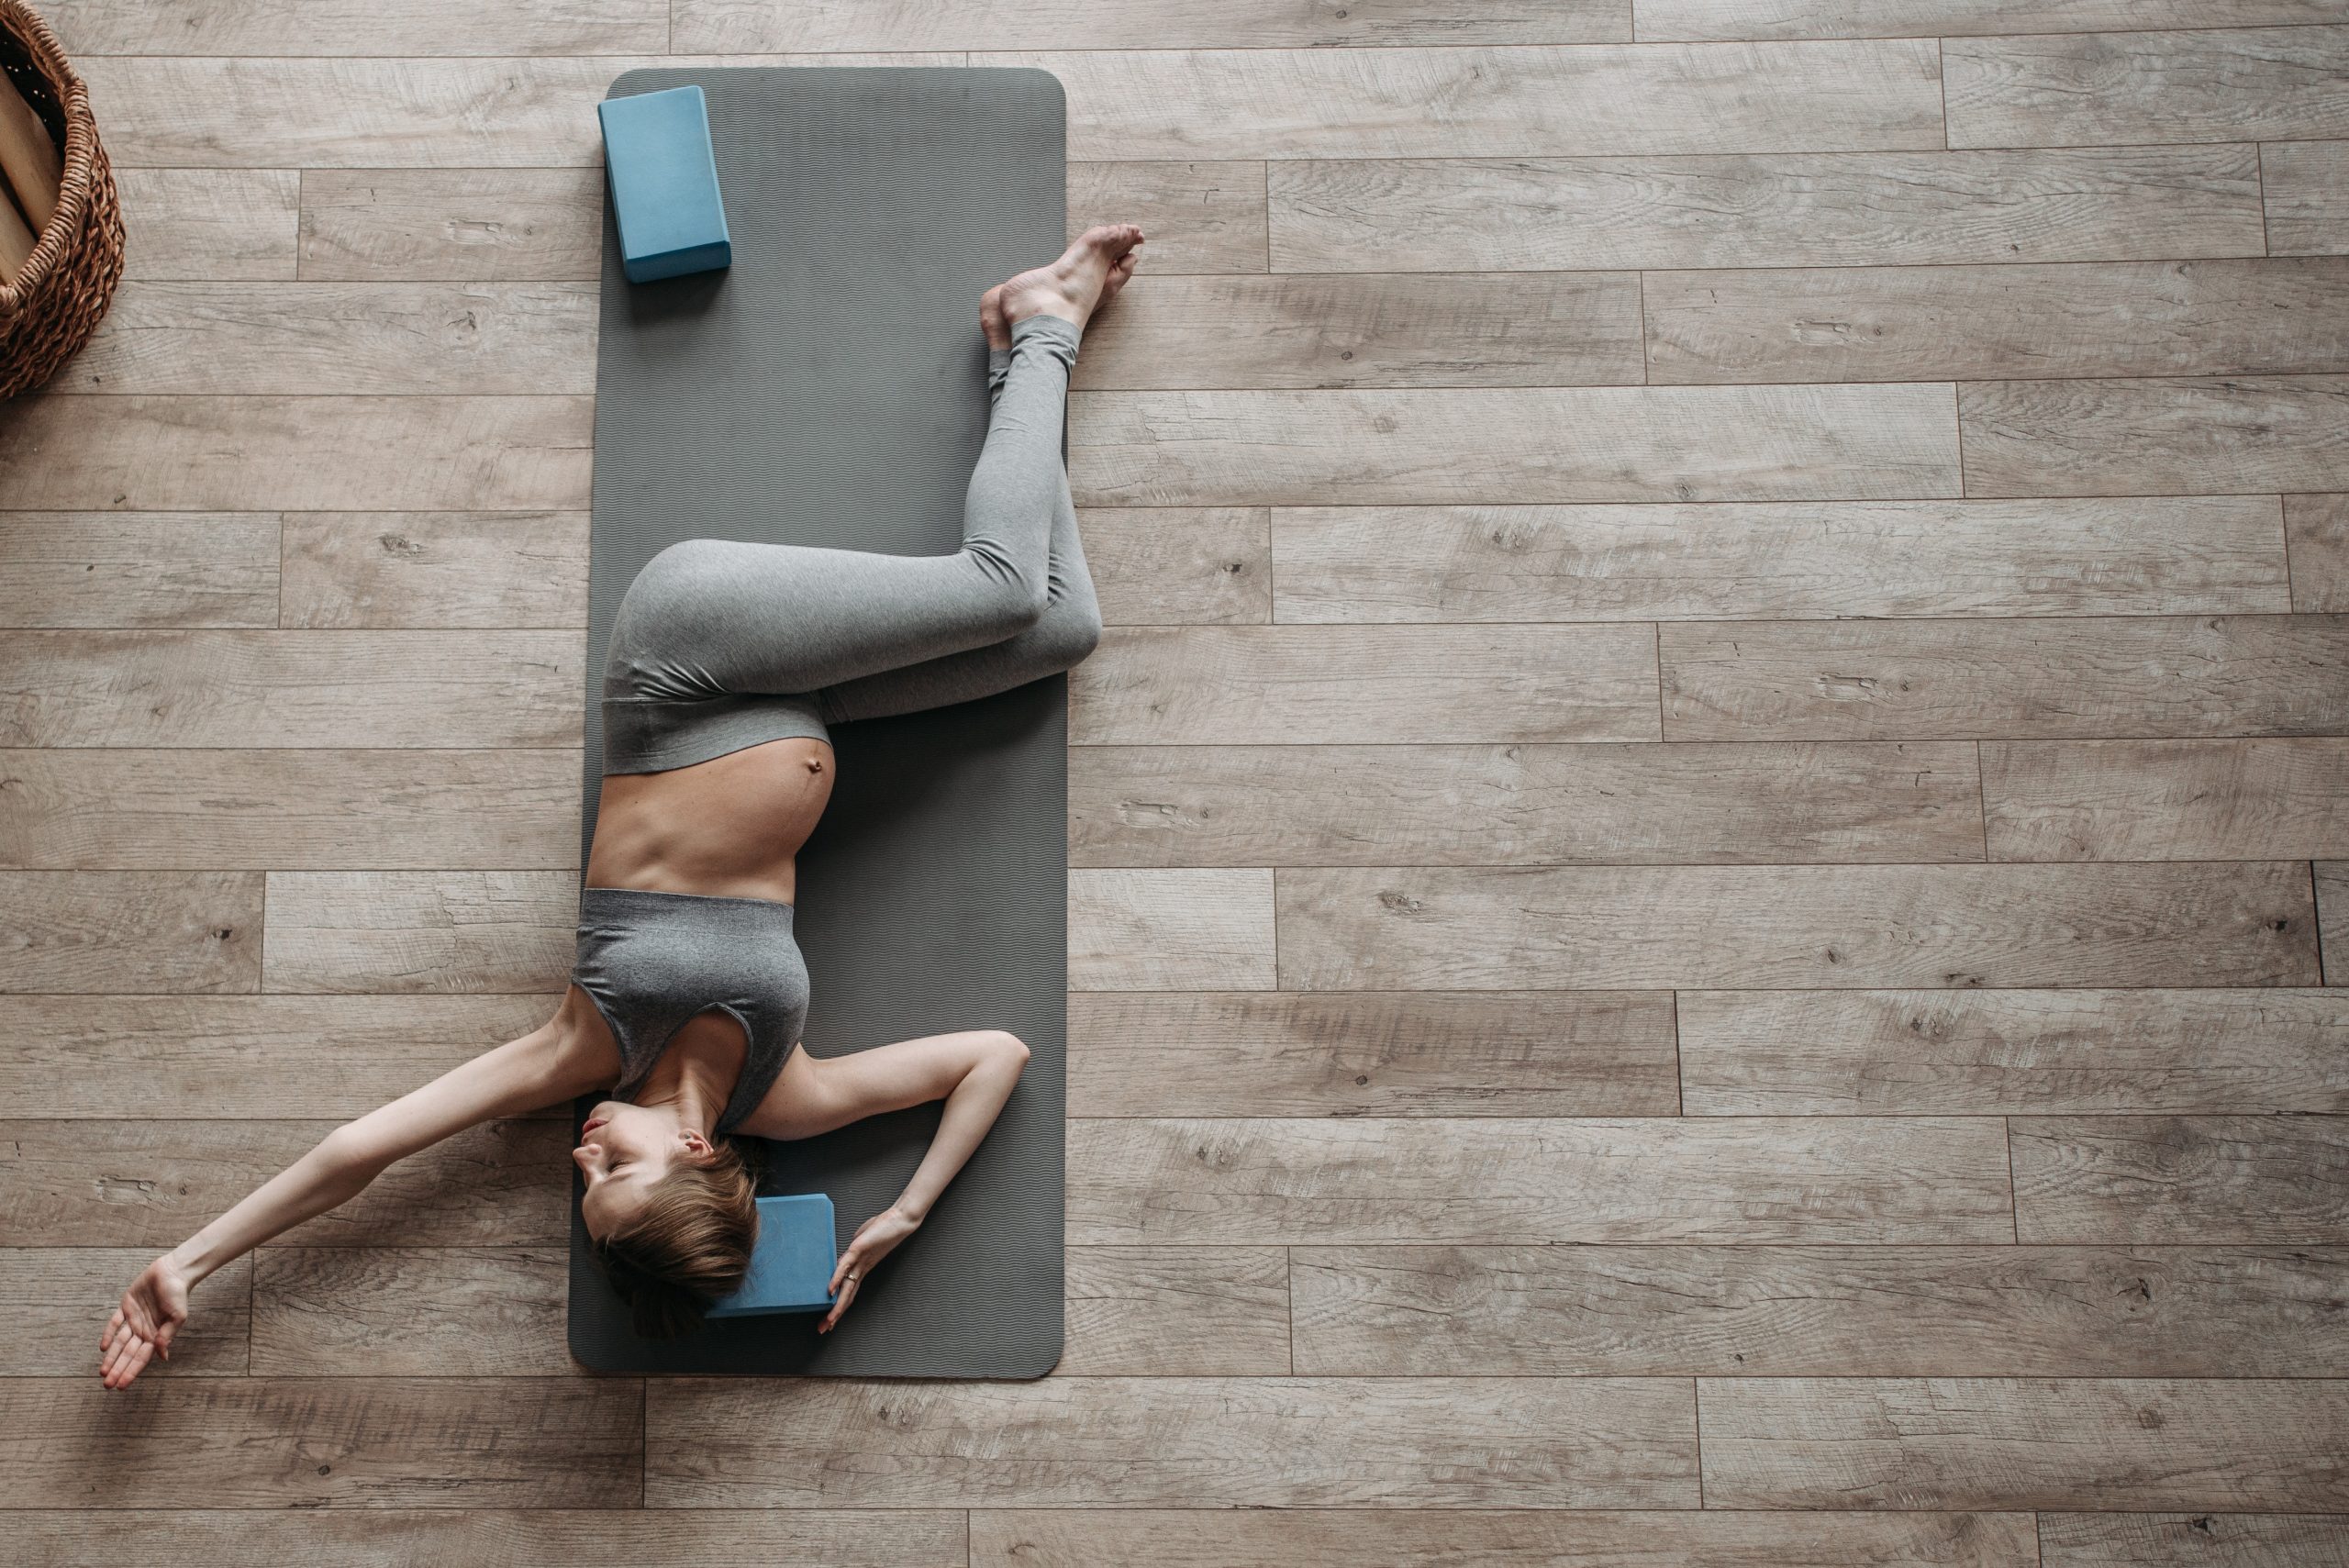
[116,169,299,282]
[0,872,261,994]
[2265,139,2349,256]
[1984,739,2349,861]
[1635,1,2349,40]
[984,40,1943,160]
[1698,1378,2349,1512]
[78,55,967,168]
[279,512,588,628]
[1080,507,1270,625]
[262,870,579,995]
[0,395,594,512]
[1291,1244,2349,1376]
[1661,616,2349,742]
[0,1379,640,1509]
[0,750,578,870]
[1072,272,1644,389]
[28,5,2349,1544]
[1270,499,2288,622]
[1275,862,2320,990]
[2039,1513,2349,1566]
[1068,161,1268,275]
[676,0,1632,51]
[972,1509,2039,1567]
[1678,988,2349,1116]
[1067,867,1275,990]
[2,1118,568,1248]
[50,0,669,54]
[0,513,281,628]
[0,994,555,1118]
[2,1250,250,1378]
[1070,741,1985,865]
[1069,384,1961,507]
[1947,27,2349,150]
[1067,990,1679,1117]
[2288,494,2349,611]
[1269,148,2267,272]
[2325,862,2348,984]
[1644,259,2349,384]
[1068,1117,2015,1244]
[1070,626,1664,743]
[645,1376,1698,1507]
[297,167,606,282]
[14,1511,967,1568]
[251,1248,570,1375]
[2013,1115,2349,1244]
[1961,376,2349,497]
[61,282,598,396]
[1060,1246,1291,1375]
[0,631,583,749]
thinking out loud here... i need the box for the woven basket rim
[0,0,99,314]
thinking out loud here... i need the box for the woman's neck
[630,1038,730,1133]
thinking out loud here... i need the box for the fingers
[110,1337,155,1389]
[819,1239,871,1333]
[101,1320,131,1380]
[818,1273,860,1334]
[100,1327,154,1389]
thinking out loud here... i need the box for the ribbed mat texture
[568,66,1069,1376]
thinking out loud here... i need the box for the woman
[96,224,1145,1389]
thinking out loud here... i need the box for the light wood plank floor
[6,3,2348,1562]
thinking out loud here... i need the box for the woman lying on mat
[97,225,1145,1389]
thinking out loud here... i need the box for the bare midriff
[582,736,836,905]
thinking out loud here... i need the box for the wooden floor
[5,1,2348,1562]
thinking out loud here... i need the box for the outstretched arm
[733,1027,1030,1330]
[100,995,610,1389]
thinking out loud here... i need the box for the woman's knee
[1030,593,1103,672]
[963,547,1053,641]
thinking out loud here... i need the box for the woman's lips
[581,1116,607,1137]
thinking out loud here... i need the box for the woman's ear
[678,1128,713,1160]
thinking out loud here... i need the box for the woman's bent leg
[603,313,1083,706]
[815,469,1100,723]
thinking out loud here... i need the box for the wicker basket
[0,0,122,400]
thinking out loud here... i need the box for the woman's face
[573,1099,707,1239]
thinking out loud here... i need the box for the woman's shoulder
[541,987,626,1098]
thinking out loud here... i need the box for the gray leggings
[599,312,1100,774]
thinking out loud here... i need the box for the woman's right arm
[99,996,610,1389]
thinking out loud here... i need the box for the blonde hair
[590,1136,759,1338]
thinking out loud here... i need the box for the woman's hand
[818,1206,922,1333]
[100,1254,191,1389]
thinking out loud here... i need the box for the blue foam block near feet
[706,1194,840,1317]
[598,84,733,284]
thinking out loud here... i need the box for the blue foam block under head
[706,1193,839,1317]
[598,83,733,284]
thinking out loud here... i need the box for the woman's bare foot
[995,224,1144,335]
[981,283,1013,351]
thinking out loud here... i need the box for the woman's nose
[571,1143,596,1176]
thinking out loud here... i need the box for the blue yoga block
[598,84,733,284]
[706,1194,839,1317]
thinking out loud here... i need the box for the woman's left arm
[732,1027,1030,1329]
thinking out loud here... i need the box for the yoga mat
[568,66,1068,1377]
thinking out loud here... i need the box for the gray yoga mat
[567,65,1068,1377]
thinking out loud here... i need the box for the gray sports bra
[570,885,809,1136]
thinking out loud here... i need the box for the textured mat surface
[568,66,1068,1376]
